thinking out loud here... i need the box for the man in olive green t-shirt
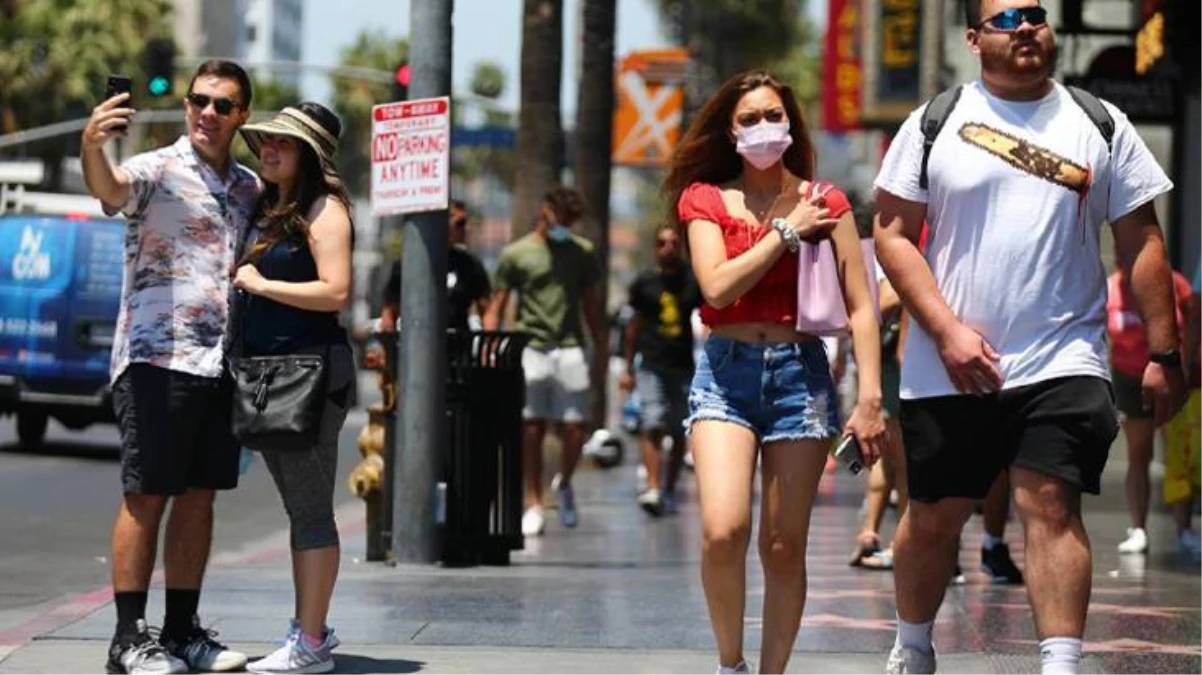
[484,186,607,537]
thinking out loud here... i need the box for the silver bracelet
[771,217,801,253]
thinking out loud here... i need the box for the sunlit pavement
[1,430,1198,673]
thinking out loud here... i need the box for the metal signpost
[371,0,454,565]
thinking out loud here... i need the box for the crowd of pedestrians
[76,0,1198,671]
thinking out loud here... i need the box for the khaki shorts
[522,346,590,423]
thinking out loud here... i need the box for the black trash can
[442,330,530,566]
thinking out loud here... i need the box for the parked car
[0,214,123,447]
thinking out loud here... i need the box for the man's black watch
[1148,349,1181,367]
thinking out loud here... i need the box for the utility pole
[393,0,454,564]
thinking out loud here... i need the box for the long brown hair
[663,70,815,226]
[242,102,353,264]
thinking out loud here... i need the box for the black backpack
[918,84,1116,190]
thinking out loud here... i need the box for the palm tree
[574,0,617,428]
[511,0,564,234]
[329,30,409,197]
[0,0,173,187]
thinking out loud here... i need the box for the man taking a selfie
[82,60,259,675]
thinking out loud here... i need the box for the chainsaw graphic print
[958,122,1091,194]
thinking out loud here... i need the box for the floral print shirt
[109,136,260,383]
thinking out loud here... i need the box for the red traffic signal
[396,63,411,87]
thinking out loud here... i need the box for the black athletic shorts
[1111,369,1153,420]
[900,376,1120,502]
[112,364,240,496]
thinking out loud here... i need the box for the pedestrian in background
[233,102,355,674]
[874,0,1184,671]
[665,69,887,674]
[483,186,607,536]
[82,59,256,675]
[619,223,701,517]
[1106,263,1196,558]
[379,199,491,334]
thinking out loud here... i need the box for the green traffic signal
[148,76,171,97]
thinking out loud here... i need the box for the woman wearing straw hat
[233,102,355,674]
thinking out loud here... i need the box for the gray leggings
[260,397,348,551]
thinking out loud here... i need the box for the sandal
[849,533,881,567]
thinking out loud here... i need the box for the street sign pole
[392,0,454,565]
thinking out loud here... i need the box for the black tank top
[240,229,354,400]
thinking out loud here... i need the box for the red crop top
[677,181,852,327]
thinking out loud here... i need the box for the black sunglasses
[978,6,1048,31]
[186,92,242,116]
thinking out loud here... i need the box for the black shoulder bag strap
[918,85,964,191]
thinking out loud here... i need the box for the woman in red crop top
[663,70,888,674]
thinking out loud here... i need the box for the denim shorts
[685,336,840,443]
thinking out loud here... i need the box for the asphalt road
[0,393,373,629]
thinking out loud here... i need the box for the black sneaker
[105,619,187,674]
[159,615,248,672]
[981,543,1025,584]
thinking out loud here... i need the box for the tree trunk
[512,0,564,235]
[574,0,616,430]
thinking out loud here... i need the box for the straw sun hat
[239,105,341,178]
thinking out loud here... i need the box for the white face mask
[733,121,793,170]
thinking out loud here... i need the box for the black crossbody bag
[227,238,328,452]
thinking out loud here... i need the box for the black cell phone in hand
[833,434,865,475]
[104,75,133,133]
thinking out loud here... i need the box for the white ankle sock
[981,533,1004,551]
[895,616,934,653]
[1040,637,1082,674]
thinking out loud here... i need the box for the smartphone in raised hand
[104,75,133,134]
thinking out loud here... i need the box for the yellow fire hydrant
[349,343,395,560]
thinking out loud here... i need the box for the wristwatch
[1148,349,1181,367]
[770,218,800,253]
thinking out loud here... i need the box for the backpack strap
[918,85,964,190]
[1065,85,1115,153]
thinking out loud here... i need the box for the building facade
[243,0,305,90]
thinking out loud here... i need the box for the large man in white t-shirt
[873,1,1186,673]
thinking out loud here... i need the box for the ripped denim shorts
[685,335,840,444]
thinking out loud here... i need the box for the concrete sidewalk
[1,444,1198,673]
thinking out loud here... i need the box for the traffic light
[144,39,175,98]
[393,61,410,101]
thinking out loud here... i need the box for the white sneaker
[1118,527,1148,554]
[551,473,578,528]
[1178,528,1201,563]
[521,506,546,537]
[638,488,663,516]
[716,660,750,674]
[106,620,189,674]
[246,628,336,674]
[159,615,247,672]
[886,644,936,674]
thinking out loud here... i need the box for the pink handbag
[795,238,879,336]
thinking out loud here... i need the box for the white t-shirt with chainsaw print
[874,79,1172,400]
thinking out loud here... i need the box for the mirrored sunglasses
[979,6,1047,31]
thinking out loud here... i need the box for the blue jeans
[685,336,840,444]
